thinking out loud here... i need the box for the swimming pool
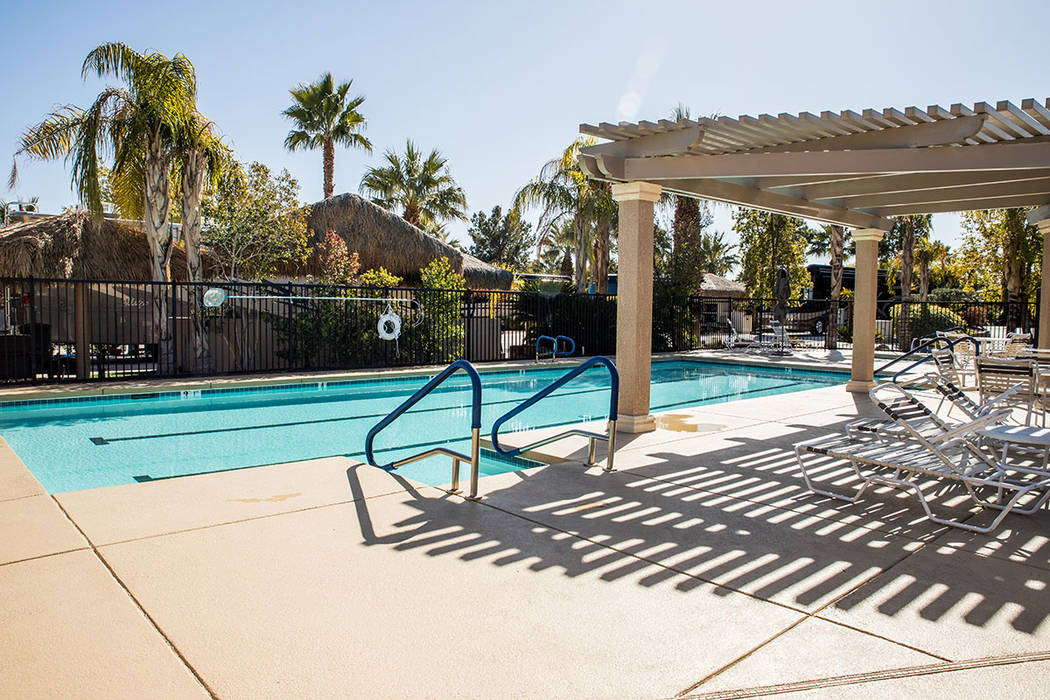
[0,359,844,493]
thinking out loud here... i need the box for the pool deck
[4,364,1050,697]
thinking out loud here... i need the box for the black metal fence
[0,278,617,384]
[652,294,855,352]
[875,298,1038,352]
[0,276,1037,385]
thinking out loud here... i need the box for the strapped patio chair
[976,356,1045,426]
[925,372,1021,422]
[933,340,975,388]
[845,384,953,442]
[796,383,1050,534]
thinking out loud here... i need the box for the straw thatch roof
[0,211,213,281]
[306,193,513,289]
[698,272,746,297]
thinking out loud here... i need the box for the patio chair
[724,318,738,350]
[796,384,1050,533]
[1000,334,1031,359]
[976,356,1046,427]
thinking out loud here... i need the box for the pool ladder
[364,357,620,500]
[491,356,618,471]
[535,335,576,362]
[365,360,483,499]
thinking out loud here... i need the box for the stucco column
[1028,206,1050,348]
[847,228,886,392]
[611,181,662,433]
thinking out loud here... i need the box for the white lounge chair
[796,383,1050,533]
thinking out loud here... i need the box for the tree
[888,215,932,298]
[283,72,372,199]
[467,205,536,270]
[958,208,1041,326]
[11,42,198,373]
[696,231,738,276]
[176,113,237,372]
[913,237,944,303]
[734,209,810,299]
[202,162,310,279]
[313,230,360,284]
[360,140,467,232]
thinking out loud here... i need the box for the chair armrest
[931,409,1013,444]
[977,383,1024,416]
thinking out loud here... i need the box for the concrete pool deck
[3,381,1050,697]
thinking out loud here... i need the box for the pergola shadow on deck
[579,99,1050,431]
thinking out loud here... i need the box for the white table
[979,425,1050,474]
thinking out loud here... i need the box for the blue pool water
[0,360,844,493]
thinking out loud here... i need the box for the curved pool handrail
[554,335,576,357]
[365,359,484,498]
[490,356,619,470]
[535,335,559,361]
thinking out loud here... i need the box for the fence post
[75,282,89,380]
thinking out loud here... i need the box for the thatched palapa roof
[0,211,212,281]
[698,273,747,297]
[307,193,513,289]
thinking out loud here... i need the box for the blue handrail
[365,359,484,497]
[555,335,576,357]
[490,356,619,470]
[535,335,558,361]
[876,333,980,384]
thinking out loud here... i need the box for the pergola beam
[834,177,1050,209]
[653,177,892,230]
[800,169,1050,200]
[871,193,1050,216]
[580,124,704,158]
[618,141,1050,181]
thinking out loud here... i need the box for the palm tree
[360,140,467,232]
[11,42,197,372]
[175,112,238,372]
[283,72,372,199]
[515,139,614,293]
[696,231,738,276]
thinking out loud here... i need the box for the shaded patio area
[4,383,1050,697]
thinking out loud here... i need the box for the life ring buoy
[377,311,402,340]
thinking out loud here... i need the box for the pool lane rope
[202,287,423,356]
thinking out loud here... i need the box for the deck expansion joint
[50,496,221,700]
[677,649,1050,699]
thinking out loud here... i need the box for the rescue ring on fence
[377,310,402,340]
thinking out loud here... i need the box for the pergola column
[611,181,662,433]
[1028,206,1050,348]
[846,228,886,392]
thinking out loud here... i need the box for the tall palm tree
[515,139,614,293]
[11,42,197,372]
[176,113,238,372]
[360,140,467,232]
[283,72,372,199]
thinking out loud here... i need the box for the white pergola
[578,99,1050,433]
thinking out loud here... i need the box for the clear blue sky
[4,0,1049,261]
